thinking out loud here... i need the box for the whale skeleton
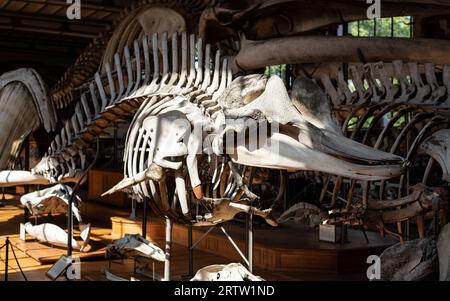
[24,222,91,252]
[191,263,264,281]
[0,69,56,171]
[103,268,140,281]
[18,184,92,252]
[0,31,405,279]
[20,184,83,223]
[106,234,165,262]
[377,223,450,281]
[0,31,404,217]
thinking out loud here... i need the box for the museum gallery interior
[0,0,449,282]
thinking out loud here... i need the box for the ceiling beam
[0,11,113,29]
[1,0,123,14]
[0,44,80,61]
[0,24,99,39]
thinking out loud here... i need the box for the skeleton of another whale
[20,184,91,251]
[106,234,165,262]
[191,263,263,281]
[20,184,82,222]
[24,222,91,251]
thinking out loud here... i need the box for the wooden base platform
[111,216,397,274]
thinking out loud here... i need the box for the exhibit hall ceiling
[0,0,127,82]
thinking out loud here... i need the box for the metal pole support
[142,199,148,238]
[188,224,193,277]
[23,136,30,223]
[67,190,73,257]
[248,211,253,273]
[245,214,249,258]
[23,207,29,224]
[4,237,9,281]
[129,197,137,220]
[163,217,173,281]
[62,183,76,258]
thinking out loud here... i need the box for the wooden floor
[0,196,382,281]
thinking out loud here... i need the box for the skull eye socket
[218,74,268,109]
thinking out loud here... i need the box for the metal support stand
[163,217,172,281]
[129,197,137,220]
[187,210,255,276]
[187,223,254,272]
[340,224,349,245]
[360,225,370,244]
[247,211,253,273]
[220,226,249,266]
[142,199,148,239]
[23,135,30,223]
[188,224,193,277]
[132,257,160,281]
[4,238,9,281]
[245,214,249,258]
[23,207,29,223]
[404,112,411,241]
[67,191,73,257]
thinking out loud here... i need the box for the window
[348,16,413,38]
[264,64,294,89]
